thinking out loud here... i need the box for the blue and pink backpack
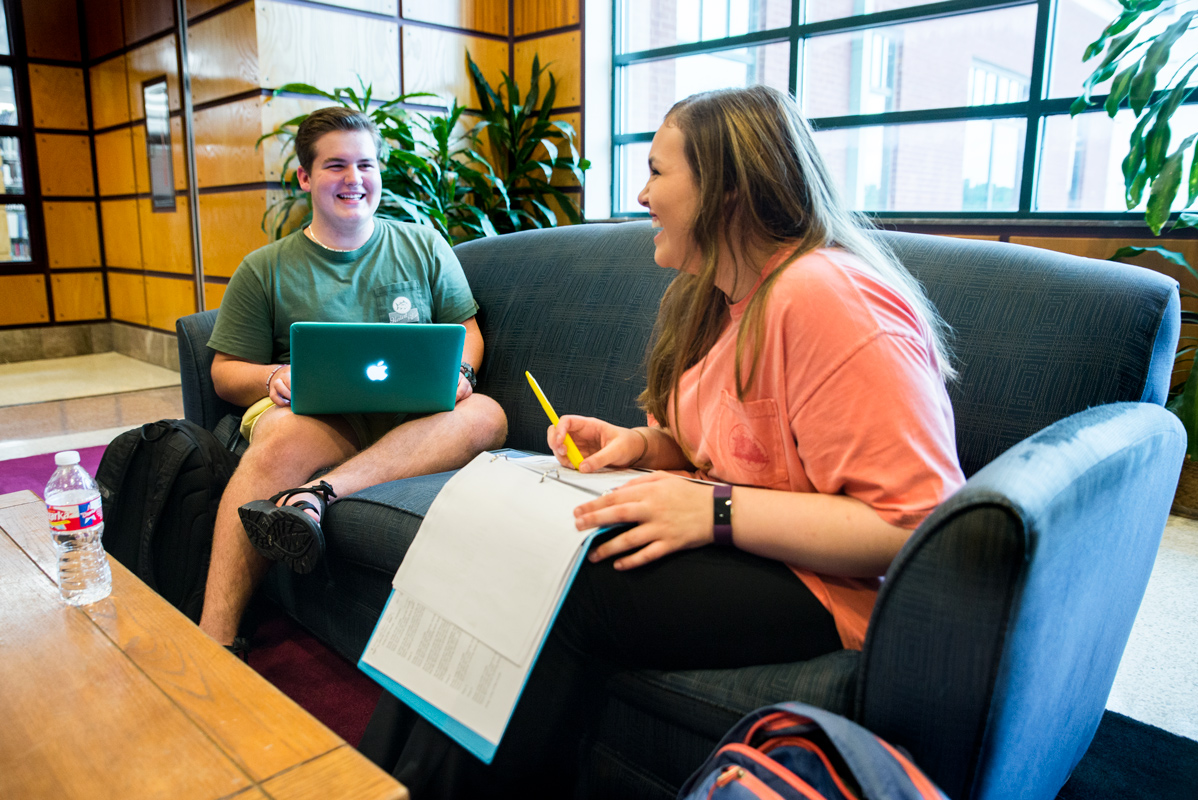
[678,702,946,800]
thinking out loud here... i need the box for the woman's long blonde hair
[639,86,953,448]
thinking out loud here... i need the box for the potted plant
[258,55,589,246]
[1073,1,1198,512]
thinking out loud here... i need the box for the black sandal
[238,480,337,575]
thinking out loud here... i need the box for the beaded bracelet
[266,364,285,391]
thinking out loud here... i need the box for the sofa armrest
[856,402,1184,800]
[176,310,243,431]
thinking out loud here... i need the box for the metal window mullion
[611,0,620,216]
[1018,0,1054,213]
[789,0,802,99]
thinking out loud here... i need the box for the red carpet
[246,603,382,747]
[0,445,107,497]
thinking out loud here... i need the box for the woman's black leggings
[358,543,843,798]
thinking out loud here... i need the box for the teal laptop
[289,322,466,415]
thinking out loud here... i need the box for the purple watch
[712,484,733,546]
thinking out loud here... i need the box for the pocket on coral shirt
[715,391,791,488]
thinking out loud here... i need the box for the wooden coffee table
[0,490,407,800]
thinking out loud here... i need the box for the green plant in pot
[466,51,590,234]
[1073,1,1198,501]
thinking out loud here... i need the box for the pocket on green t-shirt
[374,281,432,324]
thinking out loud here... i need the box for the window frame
[610,0,1198,223]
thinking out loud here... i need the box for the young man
[199,107,507,653]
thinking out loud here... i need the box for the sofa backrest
[455,222,673,455]
[881,231,1178,476]
[455,222,1179,476]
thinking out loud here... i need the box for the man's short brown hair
[295,106,387,173]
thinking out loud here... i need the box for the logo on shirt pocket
[716,391,790,488]
[390,295,419,323]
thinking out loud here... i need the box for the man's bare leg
[199,393,506,646]
[281,392,508,511]
[198,407,358,646]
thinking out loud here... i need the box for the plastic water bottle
[45,451,112,606]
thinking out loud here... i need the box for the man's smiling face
[297,129,382,236]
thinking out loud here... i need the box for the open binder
[357,451,644,763]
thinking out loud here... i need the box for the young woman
[360,85,966,797]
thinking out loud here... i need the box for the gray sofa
[177,221,1185,800]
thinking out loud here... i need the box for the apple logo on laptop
[366,360,389,381]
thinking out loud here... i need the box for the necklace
[305,225,357,253]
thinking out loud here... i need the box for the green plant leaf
[1145,115,1172,177]
[1170,347,1198,457]
[1174,211,1198,230]
[1129,11,1195,113]
[1105,63,1139,116]
[1145,134,1196,233]
[1123,110,1156,190]
[272,82,338,100]
[1110,244,1193,267]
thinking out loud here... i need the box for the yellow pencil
[526,371,584,469]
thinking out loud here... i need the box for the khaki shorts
[240,398,406,450]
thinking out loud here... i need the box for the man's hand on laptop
[456,373,473,404]
[269,365,292,406]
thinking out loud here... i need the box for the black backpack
[96,418,242,622]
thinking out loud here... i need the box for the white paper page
[508,454,648,496]
[361,590,525,744]
[394,453,599,666]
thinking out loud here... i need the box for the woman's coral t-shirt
[666,247,965,650]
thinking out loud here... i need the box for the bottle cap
[54,451,81,466]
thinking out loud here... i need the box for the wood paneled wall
[2,0,592,333]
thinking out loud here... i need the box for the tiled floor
[0,386,184,459]
[0,352,180,407]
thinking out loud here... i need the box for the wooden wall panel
[29,66,89,130]
[145,274,196,330]
[401,0,508,36]
[128,120,188,194]
[1008,236,1198,266]
[122,0,176,44]
[44,202,102,268]
[265,187,310,238]
[204,280,227,310]
[194,97,266,187]
[94,127,138,196]
[314,0,398,14]
[126,34,181,118]
[260,95,325,180]
[1010,236,1198,296]
[138,197,193,273]
[107,271,149,325]
[188,2,259,105]
[36,135,95,196]
[514,31,580,106]
[198,190,268,278]
[51,273,106,321]
[258,1,399,97]
[85,0,126,60]
[23,0,83,61]
[91,56,132,129]
[100,199,142,267]
[186,0,228,19]
[402,26,507,109]
[0,275,49,325]
[514,0,578,36]
[545,111,581,186]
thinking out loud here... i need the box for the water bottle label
[48,496,103,532]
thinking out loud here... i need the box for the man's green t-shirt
[208,220,479,364]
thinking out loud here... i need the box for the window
[612,0,1198,219]
[0,19,28,260]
